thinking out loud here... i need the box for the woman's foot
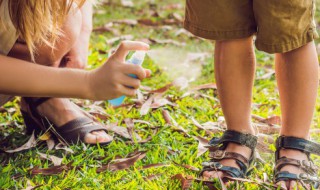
[21,98,112,144]
[202,142,252,179]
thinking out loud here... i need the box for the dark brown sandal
[274,136,320,189]
[200,130,258,179]
[21,97,113,146]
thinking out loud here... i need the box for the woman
[0,0,151,145]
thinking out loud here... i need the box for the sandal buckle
[212,150,226,159]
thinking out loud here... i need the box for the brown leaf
[173,161,199,172]
[191,83,217,91]
[97,151,147,172]
[252,115,281,125]
[37,152,63,166]
[140,163,170,170]
[46,139,55,150]
[5,132,37,153]
[55,143,74,154]
[30,163,73,176]
[193,136,209,158]
[253,122,280,134]
[162,110,189,136]
[105,123,140,140]
[171,174,193,190]
[133,119,152,126]
[150,98,177,109]
[140,93,163,116]
[144,173,163,181]
[149,83,173,93]
[124,118,142,142]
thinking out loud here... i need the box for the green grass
[1,0,320,189]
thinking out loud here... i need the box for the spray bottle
[108,51,146,106]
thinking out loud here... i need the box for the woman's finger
[119,74,141,89]
[113,41,149,62]
[122,64,146,80]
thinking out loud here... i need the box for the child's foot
[21,98,113,144]
[276,149,310,190]
[202,142,253,179]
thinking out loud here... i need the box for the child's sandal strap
[201,161,245,178]
[200,130,257,179]
[276,136,320,156]
[274,136,320,189]
[209,130,258,151]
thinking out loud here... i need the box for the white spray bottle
[108,51,146,106]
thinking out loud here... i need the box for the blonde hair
[0,0,85,61]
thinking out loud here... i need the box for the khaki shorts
[184,0,319,53]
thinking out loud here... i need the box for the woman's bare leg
[275,42,319,190]
[203,36,256,179]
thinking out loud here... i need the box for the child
[184,1,320,189]
[0,0,150,145]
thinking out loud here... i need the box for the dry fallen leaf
[144,173,163,181]
[105,123,140,140]
[191,83,217,91]
[124,118,142,142]
[30,162,74,176]
[252,115,281,126]
[193,136,209,158]
[171,174,193,190]
[140,93,163,116]
[140,163,170,170]
[55,143,74,154]
[173,161,199,172]
[37,152,63,166]
[5,132,37,153]
[162,110,189,136]
[97,151,147,172]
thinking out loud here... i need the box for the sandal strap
[274,136,320,189]
[209,130,258,151]
[275,157,318,175]
[276,136,320,156]
[209,150,249,169]
[200,130,257,179]
[55,117,108,143]
[201,161,245,178]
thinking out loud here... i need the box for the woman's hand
[87,41,151,100]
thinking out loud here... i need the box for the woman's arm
[0,41,151,100]
[0,55,91,98]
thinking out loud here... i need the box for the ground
[0,0,320,189]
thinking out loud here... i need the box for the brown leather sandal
[274,136,320,189]
[21,97,113,146]
[200,130,258,179]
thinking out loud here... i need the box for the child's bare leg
[8,9,111,144]
[275,42,319,189]
[203,36,256,179]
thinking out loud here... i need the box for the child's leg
[275,42,319,189]
[203,36,256,179]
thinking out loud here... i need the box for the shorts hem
[255,29,319,53]
[184,20,256,40]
